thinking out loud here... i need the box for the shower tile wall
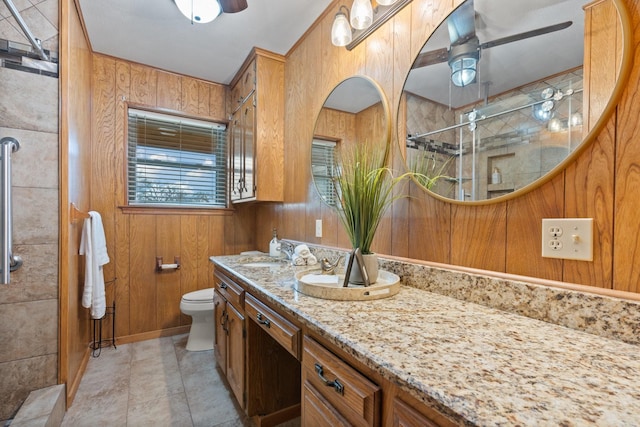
[0,0,59,422]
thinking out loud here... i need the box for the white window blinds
[127,109,228,208]
[311,139,338,206]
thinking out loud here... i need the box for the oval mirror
[400,0,631,203]
[312,76,390,206]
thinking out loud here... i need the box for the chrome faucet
[278,240,295,260]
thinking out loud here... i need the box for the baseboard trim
[115,325,191,345]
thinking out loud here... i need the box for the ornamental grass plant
[333,144,411,255]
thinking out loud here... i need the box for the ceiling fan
[412,0,572,86]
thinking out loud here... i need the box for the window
[311,138,338,206]
[127,109,227,208]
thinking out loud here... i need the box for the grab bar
[1,137,22,284]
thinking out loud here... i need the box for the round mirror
[400,0,631,203]
[312,76,390,206]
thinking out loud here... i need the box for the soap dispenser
[269,228,280,257]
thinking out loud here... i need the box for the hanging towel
[79,211,110,319]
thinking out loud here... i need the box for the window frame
[123,106,230,213]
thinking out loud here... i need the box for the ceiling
[77,0,333,85]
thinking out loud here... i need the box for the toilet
[180,288,215,351]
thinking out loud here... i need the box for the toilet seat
[182,288,214,303]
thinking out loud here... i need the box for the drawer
[245,293,301,359]
[214,270,244,308]
[302,336,380,426]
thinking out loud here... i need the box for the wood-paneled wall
[60,0,93,405]
[257,0,640,294]
[90,55,256,341]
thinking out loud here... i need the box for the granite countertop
[210,254,640,426]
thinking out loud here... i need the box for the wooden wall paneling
[232,204,257,253]
[209,84,227,121]
[254,203,282,252]
[450,203,507,272]
[114,212,131,337]
[198,81,210,117]
[129,63,157,106]
[390,5,414,259]
[410,0,455,60]
[505,173,564,281]
[156,215,182,329]
[129,214,157,334]
[209,215,226,259]
[195,216,213,289]
[408,184,451,263]
[61,0,93,405]
[181,77,199,116]
[156,71,182,111]
[114,59,131,337]
[180,216,199,324]
[224,213,236,255]
[613,0,640,293]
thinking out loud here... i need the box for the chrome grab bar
[1,137,21,284]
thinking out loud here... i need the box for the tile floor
[61,334,252,426]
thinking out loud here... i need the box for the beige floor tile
[127,392,192,427]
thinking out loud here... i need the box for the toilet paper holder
[156,256,181,272]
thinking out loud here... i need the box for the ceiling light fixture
[175,0,221,24]
[448,38,480,87]
[331,0,411,51]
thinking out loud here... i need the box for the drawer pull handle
[256,312,271,328]
[314,363,344,395]
[220,282,228,289]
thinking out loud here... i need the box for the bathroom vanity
[210,253,640,426]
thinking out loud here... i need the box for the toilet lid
[182,288,214,302]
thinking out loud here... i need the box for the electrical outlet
[541,218,593,261]
[315,219,322,238]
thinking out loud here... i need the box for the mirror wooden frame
[399,0,633,205]
[312,75,392,208]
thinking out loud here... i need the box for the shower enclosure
[406,72,583,201]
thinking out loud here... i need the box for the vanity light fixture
[448,38,480,87]
[331,0,412,50]
[175,0,221,24]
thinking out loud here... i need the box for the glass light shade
[331,12,353,47]
[376,0,398,5]
[450,56,477,87]
[350,0,373,30]
[175,0,221,24]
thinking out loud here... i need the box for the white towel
[291,254,306,266]
[294,244,311,257]
[79,211,110,319]
[306,254,318,265]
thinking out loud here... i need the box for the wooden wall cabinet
[228,48,284,203]
[214,270,246,408]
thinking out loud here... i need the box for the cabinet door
[302,381,350,427]
[230,111,243,202]
[241,95,256,199]
[213,291,227,374]
[226,302,245,408]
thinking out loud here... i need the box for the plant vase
[347,252,379,285]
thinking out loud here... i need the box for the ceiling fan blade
[480,21,572,50]
[411,47,449,69]
[219,0,248,14]
[447,0,476,45]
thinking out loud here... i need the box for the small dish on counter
[294,269,400,301]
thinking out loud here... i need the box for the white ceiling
[77,0,333,85]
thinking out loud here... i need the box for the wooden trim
[228,47,285,89]
[114,325,191,345]
[119,205,235,216]
[251,403,301,427]
[71,0,93,51]
[65,347,90,409]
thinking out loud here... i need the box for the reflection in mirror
[400,0,622,202]
[312,76,389,206]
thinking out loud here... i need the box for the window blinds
[127,109,228,208]
[311,139,338,206]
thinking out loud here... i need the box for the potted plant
[333,143,409,284]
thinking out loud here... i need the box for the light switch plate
[315,219,322,238]
[541,218,593,261]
